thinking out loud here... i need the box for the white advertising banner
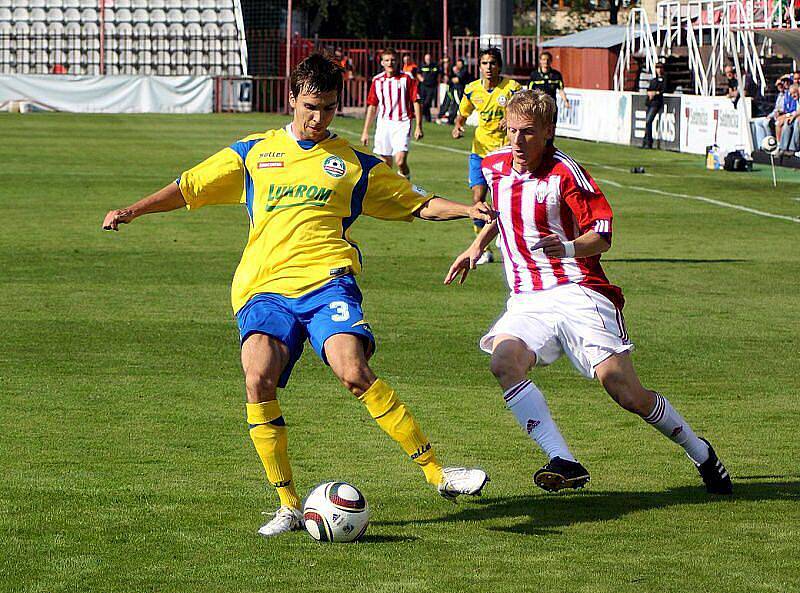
[556,88,633,145]
[0,75,213,113]
[680,95,753,155]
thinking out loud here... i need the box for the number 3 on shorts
[329,301,350,322]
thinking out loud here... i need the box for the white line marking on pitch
[333,126,799,223]
[597,178,800,223]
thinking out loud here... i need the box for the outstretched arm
[414,196,495,222]
[444,221,499,285]
[102,182,186,231]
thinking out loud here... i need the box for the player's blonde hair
[506,90,557,129]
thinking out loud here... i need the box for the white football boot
[257,506,303,538]
[475,250,494,265]
[438,467,490,502]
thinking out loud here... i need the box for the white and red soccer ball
[303,481,369,543]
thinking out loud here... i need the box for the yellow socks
[246,400,301,510]
[359,379,443,486]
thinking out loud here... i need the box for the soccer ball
[303,481,369,542]
[761,135,779,155]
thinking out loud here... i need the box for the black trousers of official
[420,85,437,122]
[644,102,663,148]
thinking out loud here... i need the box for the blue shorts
[236,275,375,388]
[468,153,487,188]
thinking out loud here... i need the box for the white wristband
[562,241,576,258]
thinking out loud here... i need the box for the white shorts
[480,283,634,379]
[374,118,411,156]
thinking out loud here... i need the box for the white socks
[644,392,710,464]
[504,379,575,462]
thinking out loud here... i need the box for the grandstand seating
[0,0,244,75]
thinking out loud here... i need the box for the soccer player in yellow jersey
[452,47,521,264]
[102,54,493,538]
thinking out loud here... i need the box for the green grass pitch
[1,112,799,593]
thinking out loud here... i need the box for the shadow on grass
[375,480,800,536]
[605,258,747,264]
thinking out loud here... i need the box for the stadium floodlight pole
[285,0,293,114]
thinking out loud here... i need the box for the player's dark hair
[479,46,503,69]
[290,53,344,99]
[540,51,553,60]
[381,47,398,57]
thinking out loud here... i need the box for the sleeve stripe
[593,220,610,233]
[554,151,593,192]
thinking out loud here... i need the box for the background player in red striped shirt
[361,48,423,179]
[445,90,732,496]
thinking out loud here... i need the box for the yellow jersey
[178,124,430,313]
[458,77,521,157]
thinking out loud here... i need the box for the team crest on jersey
[535,176,561,205]
[323,155,346,178]
[497,94,508,106]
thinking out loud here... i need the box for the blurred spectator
[724,65,740,106]
[334,47,354,80]
[643,62,667,149]
[528,51,570,112]
[753,78,787,147]
[437,57,471,125]
[418,53,440,122]
[777,83,800,155]
[402,54,418,77]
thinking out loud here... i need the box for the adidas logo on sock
[526,419,541,434]
[671,425,684,438]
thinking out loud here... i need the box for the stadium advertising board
[0,75,214,113]
[630,94,681,151]
[557,88,632,145]
[557,91,583,133]
[680,95,752,155]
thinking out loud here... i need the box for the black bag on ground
[723,150,753,172]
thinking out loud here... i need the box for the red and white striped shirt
[366,71,419,122]
[483,145,624,308]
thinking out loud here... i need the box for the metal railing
[615,8,659,91]
[451,35,538,78]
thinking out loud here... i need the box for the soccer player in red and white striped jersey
[361,47,423,179]
[445,90,732,495]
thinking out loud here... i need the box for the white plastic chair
[12,7,30,21]
[131,8,148,23]
[45,7,63,21]
[114,8,132,22]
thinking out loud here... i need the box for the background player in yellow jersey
[452,47,521,265]
[102,54,493,539]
